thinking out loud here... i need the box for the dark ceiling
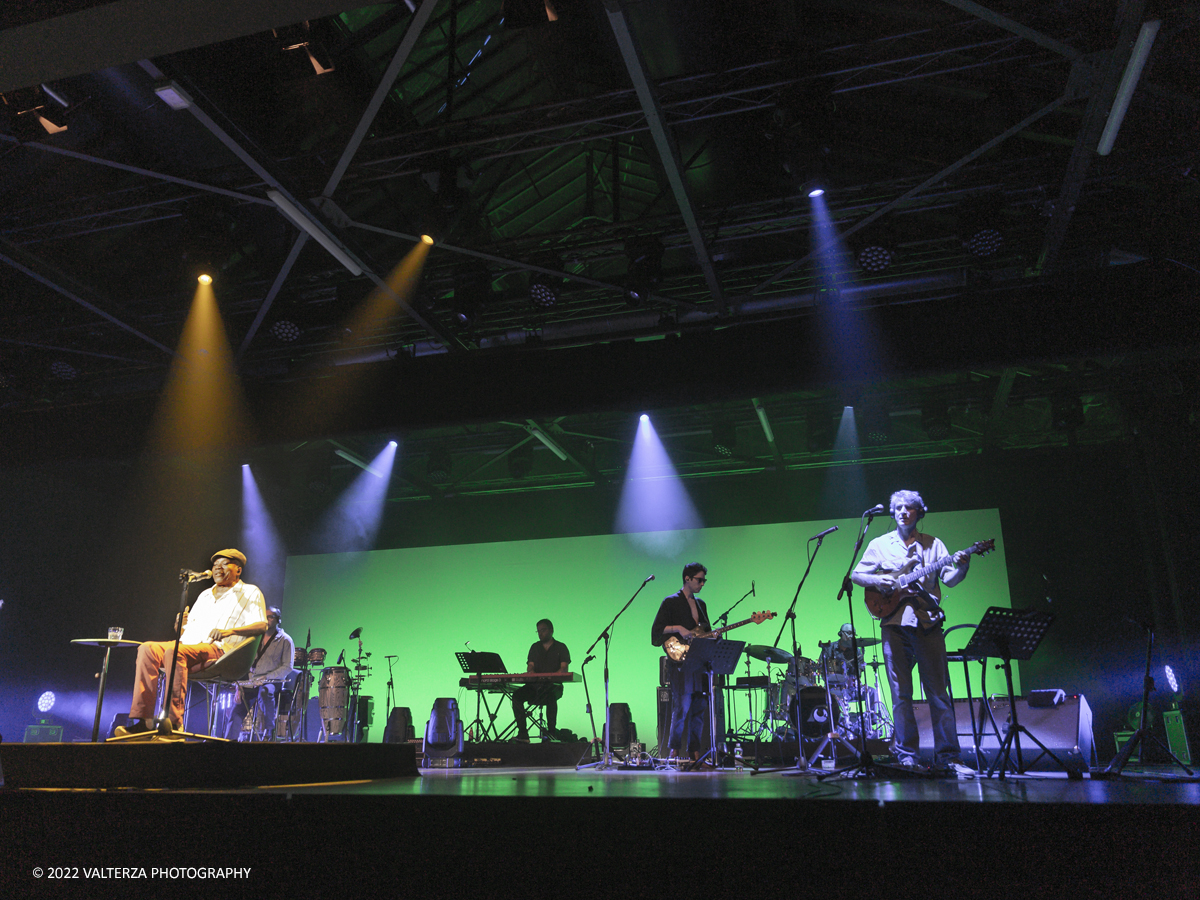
[0,1,1197,488]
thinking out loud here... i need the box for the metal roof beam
[603,0,726,312]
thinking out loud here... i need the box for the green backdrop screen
[284,508,1011,743]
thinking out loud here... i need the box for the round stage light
[37,690,56,713]
[857,245,894,273]
[639,414,649,423]
[50,360,77,381]
[421,234,435,245]
[198,273,213,285]
[269,319,302,343]
[964,227,1003,258]
[1166,665,1179,693]
[808,187,825,198]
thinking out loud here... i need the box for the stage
[3,740,1196,899]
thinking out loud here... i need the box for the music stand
[455,651,507,742]
[684,638,745,769]
[963,607,1068,779]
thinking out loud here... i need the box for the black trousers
[512,682,563,737]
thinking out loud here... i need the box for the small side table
[71,638,142,742]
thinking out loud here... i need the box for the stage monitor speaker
[912,694,1096,770]
[1162,708,1192,764]
[606,702,634,750]
[383,707,414,743]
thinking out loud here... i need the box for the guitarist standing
[851,491,974,776]
[651,562,722,764]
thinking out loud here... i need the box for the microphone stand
[157,571,200,737]
[756,532,830,775]
[577,575,655,770]
[818,509,886,780]
[714,583,755,742]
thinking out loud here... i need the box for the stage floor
[5,751,1197,899]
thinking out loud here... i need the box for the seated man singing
[117,549,267,737]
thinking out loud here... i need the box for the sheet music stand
[455,651,507,742]
[684,639,744,769]
[962,607,1070,779]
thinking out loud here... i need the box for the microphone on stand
[180,569,212,582]
[644,574,656,583]
[865,504,889,516]
[336,649,345,665]
[751,580,756,597]
[809,525,838,541]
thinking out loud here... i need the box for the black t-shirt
[528,639,571,673]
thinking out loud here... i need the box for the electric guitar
[862,539,995,622]
[662,610,776,662]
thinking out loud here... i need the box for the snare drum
[308,647,327,667]
[318,666,351,736]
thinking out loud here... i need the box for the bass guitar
[863,539,995,621]
[662,610,776,662]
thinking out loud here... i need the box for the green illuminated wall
[284,508,1011,743]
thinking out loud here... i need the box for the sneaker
[113,719,150,738]
[941,761,976,779]
[513,734,531,743]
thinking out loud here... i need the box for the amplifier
[912,694,1096,770]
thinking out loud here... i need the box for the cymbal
[745,644,793,664]
[855,637,882,647]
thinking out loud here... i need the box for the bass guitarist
[851,491,974,777]
[651,561,723,765]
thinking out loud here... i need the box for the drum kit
[735,640,892,744]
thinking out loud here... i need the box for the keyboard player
[513,619,571,742]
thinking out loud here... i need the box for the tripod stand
[1096,619,1193,778]
[456,651,507,741]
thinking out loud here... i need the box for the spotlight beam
[745,93,1070,299]
[136,59,464,352]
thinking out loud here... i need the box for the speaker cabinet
[655,686,725,755]
[383,707,414,743]
[604,702,636,750]
[911,694,1096,770]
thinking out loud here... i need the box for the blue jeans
[667,657,721,755]
[882,624,961,765]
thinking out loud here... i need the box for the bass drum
[789,686,842,740]
[318,666,351,737]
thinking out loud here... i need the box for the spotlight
[921,400,953,441]
[860,404,891,445]
[388,440,397,448]
[427,446,452,484]
[508,441,535,480]
[624,236,664,307]
[711,421,737,458]
[421,234,435,245]
[529,272,560,309]
[198,273,213,285]
[1166,665,1179,693]
[963,227,1003,258]
[37,691,56,713]
[808,187,825,198]
[857,244,894,273]
[640,414,649,423]
[269,320,302,342]
[1051,393,1085,432]
[50,360,77,381]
